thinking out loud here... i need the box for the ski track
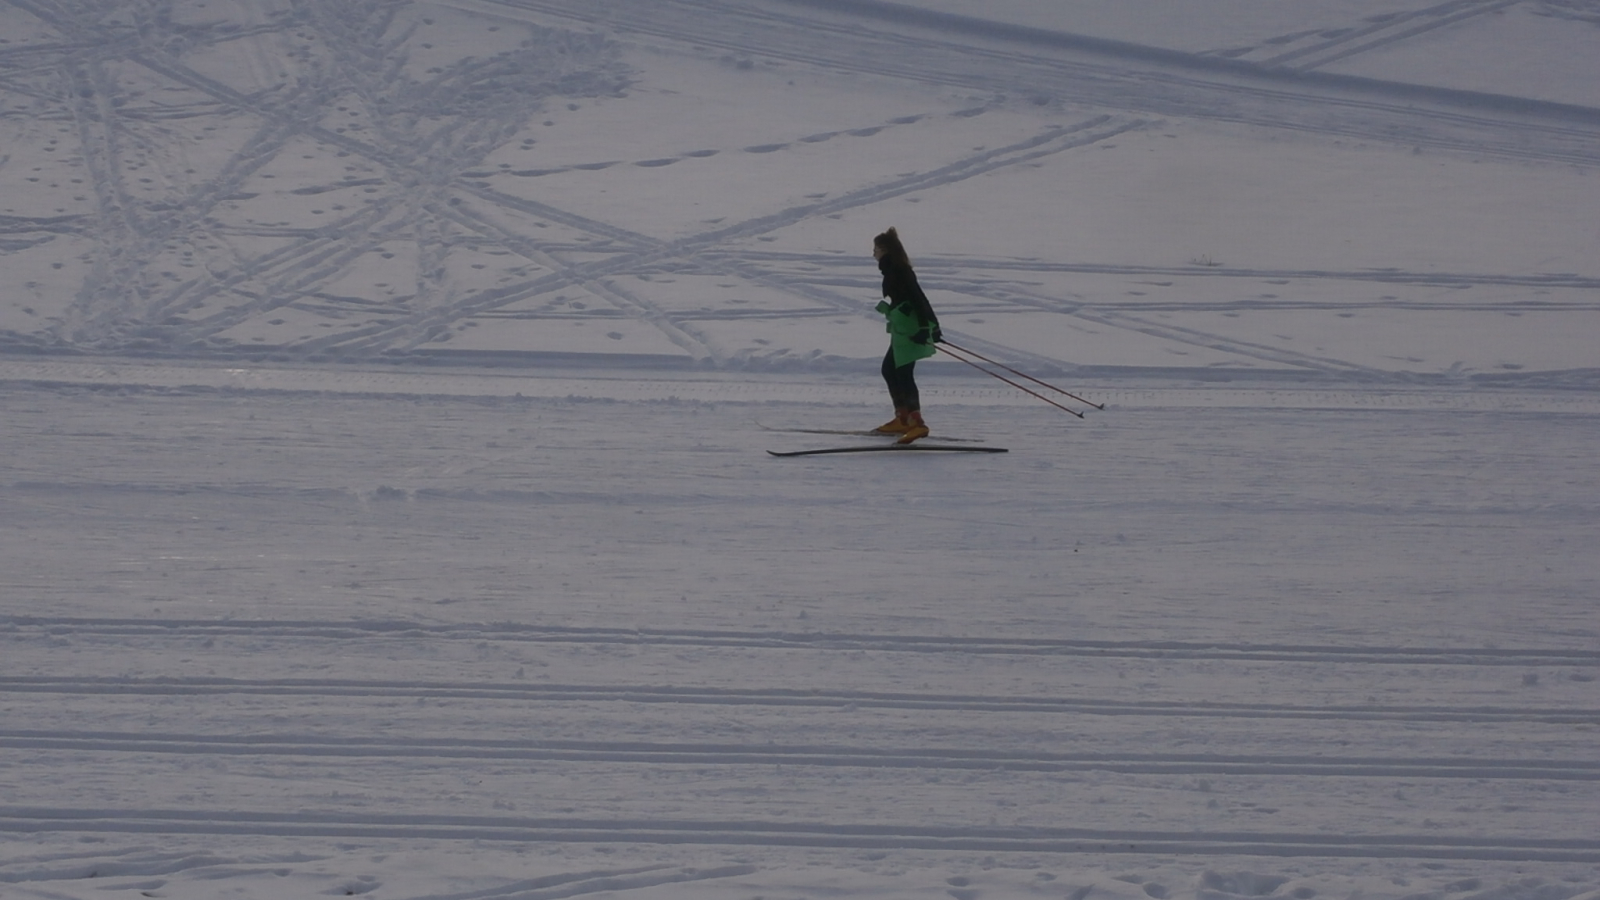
[5,729,1600,781]
[1220,0,1524,70]
[4,0,1599,377]
[290,114,1145,362]
[524,0,1600,163]
[3,808,1598,863]
[8,615,1600,665]
[745,251,1600,302]
[5,674,1600,724]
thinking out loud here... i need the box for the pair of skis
[761,424,1007,457]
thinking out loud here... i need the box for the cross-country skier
[872,227,942,443]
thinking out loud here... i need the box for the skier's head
[873,227,911,268]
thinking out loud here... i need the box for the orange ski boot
[874,409,911,434]
[897,410,930,444]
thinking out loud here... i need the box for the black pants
[881,348,920,412]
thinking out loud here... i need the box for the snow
[2,1,1599,898]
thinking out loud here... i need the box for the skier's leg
[893,362,929,443]
[894,362,929,443]
[881,348,902,404]
[899,360,920,413]
[876,348,911,433]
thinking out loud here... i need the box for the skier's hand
[912,328,929,345]
[931,325,943,344]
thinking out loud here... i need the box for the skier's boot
[874,409,911,434]
[897,410,930,444]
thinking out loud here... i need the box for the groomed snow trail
[2,373,1597,898]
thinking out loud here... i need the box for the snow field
[3,0,1600,896]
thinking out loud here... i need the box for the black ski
[768,444,1008,457]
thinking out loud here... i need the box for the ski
[756,423,984,443]
[768,444,1008,457]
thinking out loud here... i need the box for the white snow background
[2,0,1598,898]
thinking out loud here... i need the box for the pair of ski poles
[935,339,1103,418]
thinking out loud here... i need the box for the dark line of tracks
[6,616,1598,667]
[4,730,1596,781]
[3,807,1597,861]
[497,0,1600,166]
[4,676,1597,724]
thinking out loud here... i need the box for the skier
[872,227,941,443]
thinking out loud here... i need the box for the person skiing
[872,227,942,443]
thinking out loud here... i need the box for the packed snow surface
[1,1,1598,899]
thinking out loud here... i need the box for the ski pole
[936,344,1085,418]
[938,339,1105,410]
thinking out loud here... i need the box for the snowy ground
[2,0,1598,898]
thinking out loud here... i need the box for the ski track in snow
[3,0,1600,896]
[1,0,1597,382]
[1218,0,1527,71]
[7,615,1600,666]
[6,667,1600,724]
[4,808,1599,863]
